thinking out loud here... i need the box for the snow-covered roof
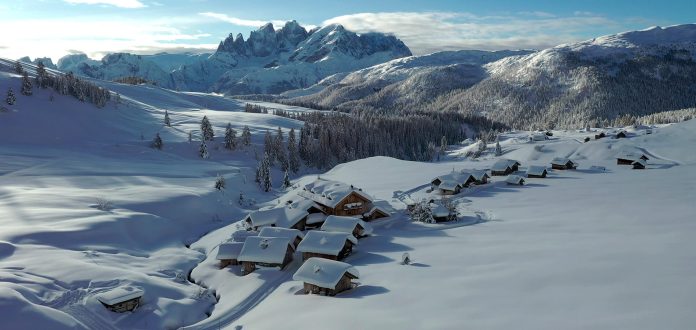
[551,157,575,166]
[492,159,520,171]
[469,170,490,181]
[216,242,244,260]
[321,215,373,236]
[97,286,144,306]
[237,236,294,264]
[292,257,359,289]
[431,203,451,218]
[306,213,328,225]
[363,206,390,218]
[245,207,308,228]
[505,175,525,185]
[433,172,475,186]
[259,227,304,241]
[438,180,461,191]
[297,231,358,256]
[526,165,548,176]
[232,230,259,242]
[289,198,323,213]
[618,151,649,161]
[530,133,547,141]
[633,159,648,167]
[298,178,373,208]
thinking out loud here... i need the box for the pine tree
[151,133,163,150]
[287,128,300,173]
[188,131,193,143]
[200,116,214,141]
[20,72,32,96]
[5,88,16,105]
[14,61,23,74]
[214,174,225,190]
[263,130,275,165]
[494,137,502,156]
[224,123,237,150]
[199,139,210,159]
[261,152,272,192]
[281,170,291,189]
[164,110,171,127]
[36,61,47,89]
[440,136,447,156]
[275,127,288,171]
[241,125,251,147]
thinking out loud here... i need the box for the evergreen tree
[287,128,300,173]
[275,127,288,171]
[254,161,262,186]
[14,61,23,74]
[494,137,502,156]
[200,116,214,141]
[20,72,32,96]
[224,123,237,150]
[263,130,275,165]
[281,170,291,189]
[214,174,225,190]
[440,136,447,156]
[5,88,16,105]
[151,133,163,150]
[188,131,193,143]
[241,125,252,147]
[261,152,272,192]
[36,61,48,89]
[164,110,171,127]
[199,139,210,159]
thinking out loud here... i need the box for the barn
[298,179,376,217]
[505,175,525,185]
[97,287,144,313]
[293,258,360,296]
[491,159,521,176]
[216,242,244,268]
[297,231,358,261]
[526,165,548,178]
[551,157,578,170]
[237,236,295,275]
[258,227,304,248]
[321,215,374,238]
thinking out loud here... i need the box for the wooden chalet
[97,287,144,313]
[431,203,455,223]
[305,213,328,229]
[244,206,309,231]
[551,157,578,170]
[526,165,548,178]
[505,175,525,186]
[216,242,244,268]
[437,180,462,195]
[431,171,476,195]
[293,258,359,296]
[470,170,490,185]
[363,206,390,221]
[321,215,374,239]
[297,231,358,261]
[298,179,376,218]
[632,159,647,169]
[491,159,521,176]
[237,236,295,275]
[258,227,304,248]
[617,152,650,165]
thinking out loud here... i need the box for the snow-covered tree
[164,110,171,127]
[214,174,225,190]
[261,152,272,192]
[199,139,210,159]
[275,127,288,171]
[440,135,447,156]
[35,61,48,89]
[241,125,251,147]
[20,72,32,96]
[263,130,275,165]
[409,199,434,223]
[494,137,502,156]
[281,170,291,189]
[14,61,23,74]
[5,88,16,105]
[151,133,163,150]
[224,123,237,150]
[287,128,300,173]
[254,161,262,185]
[200,116,214,141]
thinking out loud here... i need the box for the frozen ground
[1,62,695,329]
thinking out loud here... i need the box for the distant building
[526,165,548,178]
[363,206,390,221]
[505,175,525,185]
[298,179,378,218]
[617,152,649,165]
[97,287,144,313]
[321,215,374,239]
[216,242,244,268]
[244,207,309,231]
[491,159,521,176]
[469,170,490,185]
[616,131,627,138]
[595,132,606,140]
[551,157,578,170]
[237,236,295,275]
[258,227,304,248]
[297,231,358,261]
[632,159,647,169]
[293,258,359,296]
[431,171,476,194]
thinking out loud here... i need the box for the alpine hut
[505,175,525,186]
[258,227,304,249]
[491,159,521,176]
[216,242,244,268]
[293,258,359,296]
[526,165,548,178]
[617,152,649,165]
[321,215,374,238]
[298,179,375,218]
[297,231,358,261]
[237,236,295,275]
[632,159,647,169]
[244,206,309,231]
[97,287,144,313]
[551,157,578,170]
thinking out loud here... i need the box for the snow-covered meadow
[1,63,696,329]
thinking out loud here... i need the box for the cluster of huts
[215,178,389,296]
[617,151,650,169]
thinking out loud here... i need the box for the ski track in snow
[62,304,119,330]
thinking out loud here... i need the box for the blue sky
[1,0,694,61]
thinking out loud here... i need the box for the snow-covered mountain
[283,24,696,129]
[18,56,58,70]
[172,21,411,94]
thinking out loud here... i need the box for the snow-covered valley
[1,57,695,329]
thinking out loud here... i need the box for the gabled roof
[259,227,304,242]
[321,216,374,236]
[363,206,390,218]
[97,287,144,306]
[505,175,525,185]
[433,172,475,186]
[306,213,328,225]
[437,180,461,191]
[632,159,647,167]
[238,236,294,264]
[526,165,548,176]
[297,231,358,256]
[216,242,244,260]
[245,207,308,228]
[431,203,451,218]
[289,198,323,213]
[469,170,490,181]
[298,179,373,208]
[617,151,649,161]
[491,159,520,172]
[551,157,575,166]
[232,230,259,242]
[293,257,359,289]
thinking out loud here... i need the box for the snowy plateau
[1,24,696,330]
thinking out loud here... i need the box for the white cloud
[63,0,146,8]
[323,12,621,54]
[199,12,287,29]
